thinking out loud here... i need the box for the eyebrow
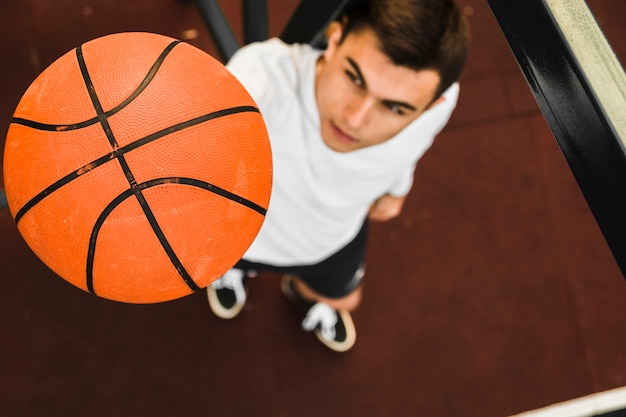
[346,57,418,113]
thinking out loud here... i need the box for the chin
[321,136,360,153]
[320,124,362,152]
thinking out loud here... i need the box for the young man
[207,0,469,352]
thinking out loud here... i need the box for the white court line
[510,386,626,417]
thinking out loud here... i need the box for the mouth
[330,122,358,144]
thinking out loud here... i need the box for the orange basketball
[3,32,272,303]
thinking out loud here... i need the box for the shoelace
[301,302,337,341]
[212,269,246,304]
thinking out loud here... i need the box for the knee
[334,286,362,311]
[295,278,362,311]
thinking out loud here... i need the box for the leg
[292,275,362,311]
[281,272,361,352]
[281,224,368,352]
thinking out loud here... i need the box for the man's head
[315,0,468,153]
[341,0,469,100]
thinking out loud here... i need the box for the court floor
[1,1,625,416]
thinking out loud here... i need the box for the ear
[323,21,344,60]
[426,96,446,110]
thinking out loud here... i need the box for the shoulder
[227,38,317,80]
[229,37,291,60]
[231,38,317,60]
[226,38,320,106]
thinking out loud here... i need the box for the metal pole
[0,190,7,210]
[280,0,353,47]
[487,0,626,278]
[243,0,268,44]
[195,0,240,61]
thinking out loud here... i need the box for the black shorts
[234,221,368,299]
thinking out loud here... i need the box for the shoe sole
[281,274,357,352]
[206,285,245,320]
[314,309,356,352]
[280,274,301,305]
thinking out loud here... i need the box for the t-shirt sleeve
[386,82,461,197]
[387,163,417,197]
[225,42,275,108]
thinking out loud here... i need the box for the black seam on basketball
[85,177,264,295]
[16,40,266,297]
[106,40,180,116]
[77,43,208,295]
[13,106,263,224]
[86,179,196,295]
[169,177,267,215]
[11,117,98,131]
[10,40,181,132]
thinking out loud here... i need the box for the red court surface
[1,1,625,416]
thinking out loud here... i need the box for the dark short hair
[340,0,469,99]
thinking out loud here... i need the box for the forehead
[335,28,441,111]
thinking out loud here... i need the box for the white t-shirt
[226,38,458,266]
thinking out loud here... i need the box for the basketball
[2,32,272,303]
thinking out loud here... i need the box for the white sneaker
[207,269,247,319]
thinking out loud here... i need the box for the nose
[344,97,374,129]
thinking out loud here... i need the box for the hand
[368,194,406,222]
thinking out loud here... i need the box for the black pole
[487,0,626,278]
[280,0,353,47]
[195,0,240,61]
[243,0,268,44]
[0,189,7,210]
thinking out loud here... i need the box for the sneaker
[281,274,356,352]
[207,268,248,319]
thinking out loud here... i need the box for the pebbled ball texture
[3,32,272,303]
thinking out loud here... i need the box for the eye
[385,103,406,116]
[345,70,364,87]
